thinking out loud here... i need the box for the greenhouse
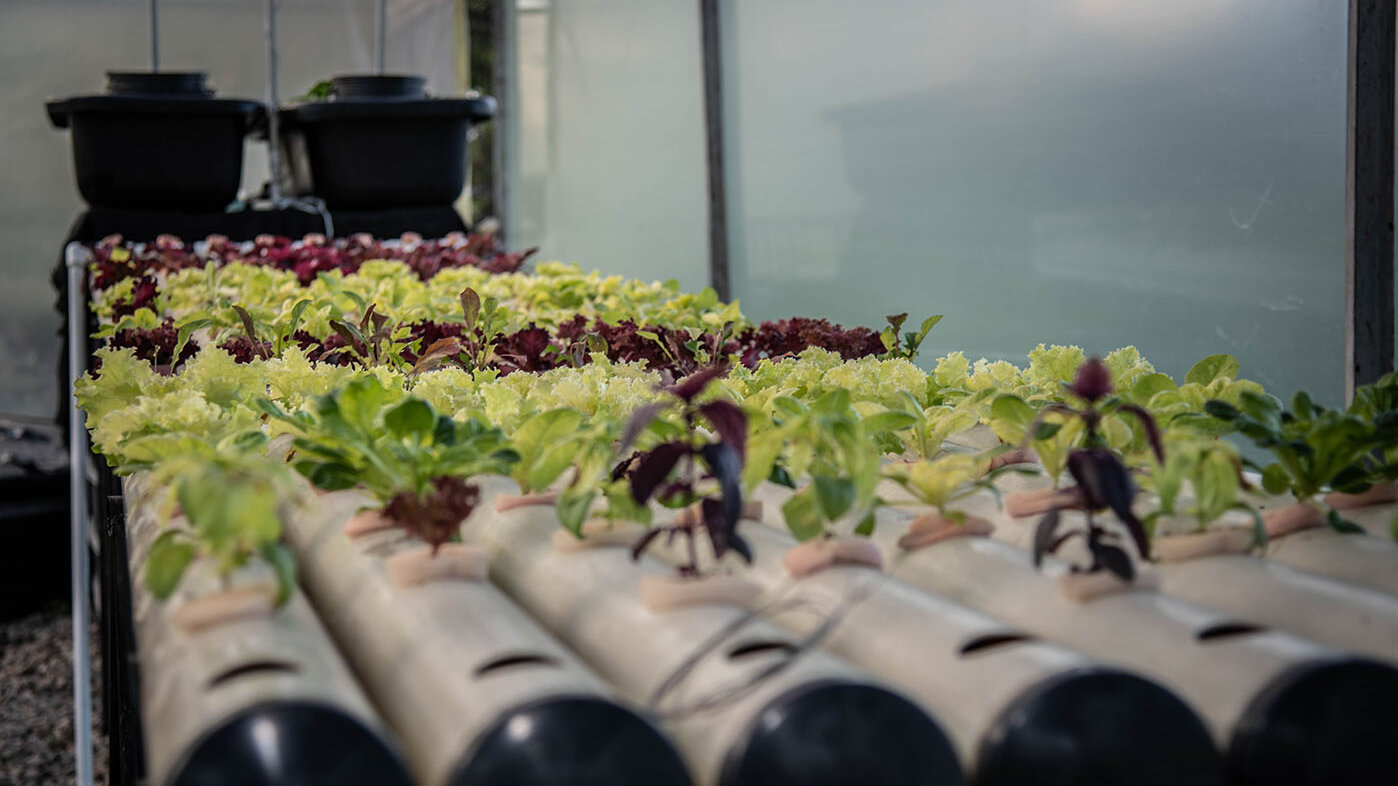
[2,1,1397,785]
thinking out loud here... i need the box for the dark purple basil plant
[1030,357,1164,581]
[619,366,752,577]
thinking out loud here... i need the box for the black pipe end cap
[719,679,964,786]
[452,695,692,786]
[1229,657,1398,786]
[168,701,411,786]
[976,668,1223,786]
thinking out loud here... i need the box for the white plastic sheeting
[505,0,711,293]
[506,0,1353,403]
[0,0,461,417]
[721,0,1348,404]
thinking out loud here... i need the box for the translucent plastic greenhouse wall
[504,0,710,292]
[508,0,1353,404]
[0,0,460,418]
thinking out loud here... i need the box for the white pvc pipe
[955,474,1398,664]
[123,476,404,784]
[285,488,643,785]
[644,517,1098,765]
[989,506,1398,664]
[746,481,1343,747]
[65,243,93,786]
[1261,521,1398,597]
[462,476,943,785]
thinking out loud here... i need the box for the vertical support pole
[148,0,159,71]
[66,245,93,786]
[378,0,389,75]
[699,0,731,301]
[456,0,472,221]
[494,0,515,239]
[455,0,470,94]
[265,0,283,203]
[1346,0,1396,400]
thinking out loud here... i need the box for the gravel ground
[0,607,108,786]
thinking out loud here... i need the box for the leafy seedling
[884,452,1002,526]
[879,313,943,362]
[620,366,752,576]
[1139,434,1266,548]
[1206,390,1378,534]
[745,390,893,541]
[260,377,519,551]
[1029,358,1164,581]
[144,448,299,606]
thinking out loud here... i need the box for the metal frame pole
[265,0,283,203]
[378,0,389,75]
[149,0,159,71]
[698,0,731,301]
[1345,0,1396,399]
[66,244,93,786]
[492,0,511,236]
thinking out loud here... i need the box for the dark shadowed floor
[0,608,108,786]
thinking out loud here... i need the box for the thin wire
[646,550,915,721]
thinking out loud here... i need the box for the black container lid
[46,70,262,130]
[719,679,964,786]
[451,695,692,786]
[976,668,1223,786]
[106,71,212,97]
[165,700,412,786]
[1227,657,1398,786]
[279,94,496,125]
[331,74,429,101]
[46,96,264,130]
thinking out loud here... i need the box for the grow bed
[68,232,1398,786]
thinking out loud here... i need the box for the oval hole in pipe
[474,653,560,677]
[726,639,798,660]
[958,632,1034,657]
[1196,622,1265,642]
[207,660,299,690]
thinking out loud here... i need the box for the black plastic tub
[278,74,495,209]
[46,71,262,210]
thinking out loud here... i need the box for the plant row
[75,243,1398,609]
[89,231,536,293]
[76,234,1398,609]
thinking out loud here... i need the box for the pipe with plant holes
[463,475,964,786]
[748,480,1398,786]
[123,474,411,786]
[644,517,1223,786]
[284,486,690,786]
